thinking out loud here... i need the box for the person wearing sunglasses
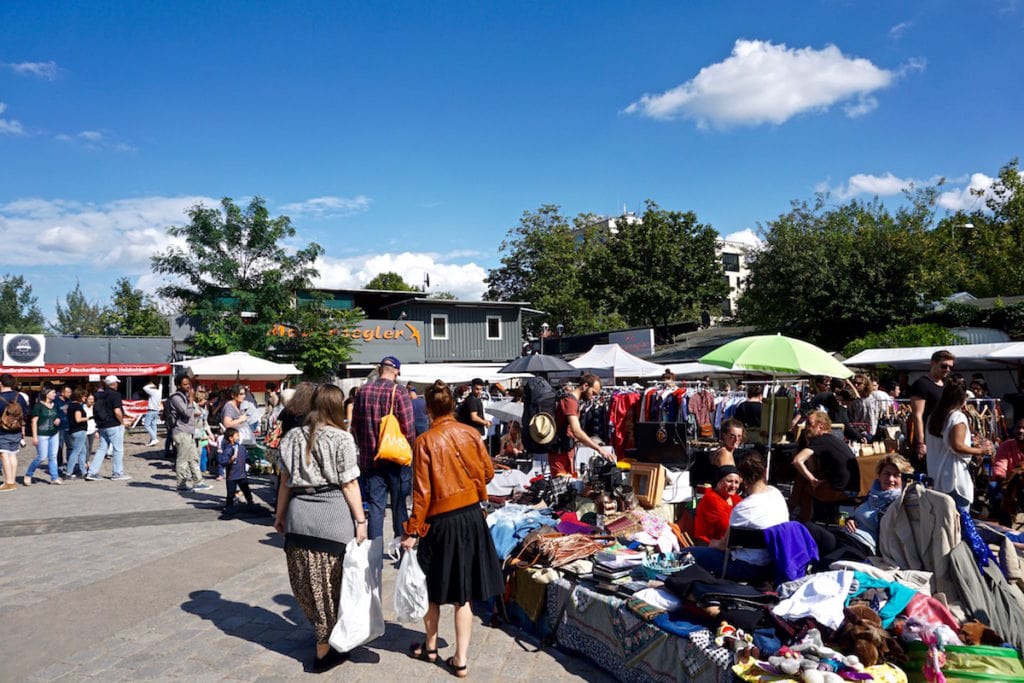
[909,350,955,472]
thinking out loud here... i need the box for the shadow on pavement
[182,590,308,665]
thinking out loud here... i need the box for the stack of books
[592,547,644,584]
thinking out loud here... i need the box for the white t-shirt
[925,410,973,503]
[729,485,789,565]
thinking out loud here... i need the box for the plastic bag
[329,538,385,653]
[394,548,429,622]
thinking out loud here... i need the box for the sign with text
[270,319,426,364]
[609,329,654,357]
[0,363,172,377]
[3,334,45,366]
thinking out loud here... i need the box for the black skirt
[417,503,504,605]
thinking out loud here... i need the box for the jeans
[26,433,60,481]
[143,410,160,441]
[361,461,411,541]
[88,425,124,477]
[66,431,88,477]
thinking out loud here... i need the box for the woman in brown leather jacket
[400,380,502,678]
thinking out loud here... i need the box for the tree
[485,205,625,335]
[842,323,957,358]
[151,197,322,356]
[364,271,420,292]
[99,278,170,336]
[739,193,942,350]
[53,282,104,335]
[0,274,45,333]
[604,201,728,339]
[274,295,364,379]
[428,290,457,300]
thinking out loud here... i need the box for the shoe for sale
[110,474,132,481]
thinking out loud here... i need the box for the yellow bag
[375,385,412,467]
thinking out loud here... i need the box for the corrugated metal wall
[406,304,521,362]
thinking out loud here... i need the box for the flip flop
[409,642,438,662]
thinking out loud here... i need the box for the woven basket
[641,553,693,580]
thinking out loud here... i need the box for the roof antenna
[423,273,431,290]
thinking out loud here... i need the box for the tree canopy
[364,272,420,292]
[99,278,170,336]
[151,196,323,356]
[0,274,45,333]
[53,282,104,335]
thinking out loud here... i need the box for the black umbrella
[498,353,576,374]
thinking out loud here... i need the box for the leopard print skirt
[285,545,344,643]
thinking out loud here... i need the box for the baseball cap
[380,356,401,371]
[103,375,120,385]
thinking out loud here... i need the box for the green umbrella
[699,334,852,378]
[700,334,851,480]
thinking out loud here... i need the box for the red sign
[0,363,173,377]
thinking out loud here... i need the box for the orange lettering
[374,325,383,339]
[383,329,394,339]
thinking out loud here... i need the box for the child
[218,427,254,513]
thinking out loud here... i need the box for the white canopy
[570,343,664,378]
[346,362,532,385]
[174,351,301,380]
[844,342,1016,370]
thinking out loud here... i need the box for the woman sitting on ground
[692,465,743,545]
[713,418,745,468]
[791,410,859,523]
[400,380,503,678]
[802,454,912,569]
[687,454,789,581]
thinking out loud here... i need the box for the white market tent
[844,342,1018,371]
[346,362,533,385]
[570,343,665,378]
[663,361,742,378]
[174,351,302,380]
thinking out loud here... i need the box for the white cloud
[314,252,488,300]
[78,130,104,141]
[2,60,59,80]
[937,173,996,211]
[0,195,216,269]
[0,102,26,135]
[624,39,896,128]
[888,21,913,40]
[818,172,950,200]
[279,195,372,219]
[722,228,763,249]
[843,95,879,118]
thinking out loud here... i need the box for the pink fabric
[993,439,1024,480]
[903,592,960,631]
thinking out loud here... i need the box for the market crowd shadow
[181,590,308,664]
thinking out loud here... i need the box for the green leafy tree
[53,282,104,335]
[739,193,941,350]
[603,201,727,339]
[0,274,45,333]
[276,295,363,379]
[151,197,322,356]
[99,278,170,336]
[428,290,457,300]
[842,323,957,358]
[485,206,625,335]
[365,272,420,292]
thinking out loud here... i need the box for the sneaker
[84,474,101,481]
[193,482,213,491]
[22,476,32,486]
[0,482,16,493]
[66,474,78,480]
[110,474,132,481]
[147,439,159,446]
[177,485,194,492]
[51,478,63,485]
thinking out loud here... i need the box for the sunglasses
[939,363,953,370]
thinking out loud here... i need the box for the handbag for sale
[374,385,412,467]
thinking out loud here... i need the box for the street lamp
[555,323,564,354]
[540,322,549,355]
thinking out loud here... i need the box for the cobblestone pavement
[1,433,614,682]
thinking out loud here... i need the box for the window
[431,314,448,340]
[722,252,741,272]
[486,315,502,340]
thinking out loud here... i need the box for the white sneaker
[147,439,159,446]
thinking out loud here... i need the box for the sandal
[409,642,438,662]
[445,656,468,678]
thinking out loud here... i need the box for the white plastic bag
[394,548,429,622]
[329,538,385,652]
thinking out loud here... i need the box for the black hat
[714,465,740,483]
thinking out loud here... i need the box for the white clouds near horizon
[2,60,59,80]
[314,252,488,301]
[624,39,910,128]
[816,170,1001,212]
[0,102,26,135]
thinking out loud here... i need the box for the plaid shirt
[351,378,415,472]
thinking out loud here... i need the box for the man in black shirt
[791,410,859,522]
[910,350,954,470]
[86,375,131,481]
[457,378,490,437]
[733,384,763,429]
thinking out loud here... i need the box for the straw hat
[528,412,556,445]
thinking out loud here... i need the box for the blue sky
[1,1,1022,323]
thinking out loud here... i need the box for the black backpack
[522,377,558,453]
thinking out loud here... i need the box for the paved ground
[0,434,614,682]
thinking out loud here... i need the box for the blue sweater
[218,441,248,481]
